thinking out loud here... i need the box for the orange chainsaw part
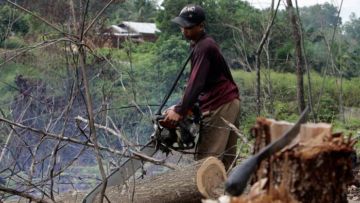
[158,119,176,129]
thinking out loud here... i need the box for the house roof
[109,25,139,37]
[111,25,127,34]
[120,21,160,34]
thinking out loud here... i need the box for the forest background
[1,0,360,201]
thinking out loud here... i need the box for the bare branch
[75,115,134,147]
[84,0,117,35]
[75,116,177,169]
[0,38,70,67]
[0,116,178,168]
[0,185,54,203]
[221,117,253,151]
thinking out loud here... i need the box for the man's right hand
[164,109,182,125]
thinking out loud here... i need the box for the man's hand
[164,109,182,124]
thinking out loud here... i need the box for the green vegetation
[231,69,360,135]
[0,5,30,46]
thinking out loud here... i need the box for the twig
[75,115,134,147]
[0,38,70,67]
[28,135,46,185]
[74,116,177,169]
[0,185,54,203]
[255,0,281,116]
[221,117,253,151]
[0,116,176,169]
[47,77,76,199]
[84,0,116,35]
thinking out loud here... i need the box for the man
[164,4,241,170]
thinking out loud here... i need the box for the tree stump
[246,118,355,203]
[94,156,226,203]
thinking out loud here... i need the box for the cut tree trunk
[94,156,226,203]
[244,118,355,203]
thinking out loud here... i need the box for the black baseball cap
[171,4,205,28]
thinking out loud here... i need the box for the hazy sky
[245,0,359,23]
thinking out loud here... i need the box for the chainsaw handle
[153,114,177,131]
[154,114,165,121]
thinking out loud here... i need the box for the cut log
[248,119,355,203]
[94,156,226,203]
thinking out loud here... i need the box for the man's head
[172,4,206,41]
[172,4,205,28]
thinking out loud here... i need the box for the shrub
[0,36,25,49]
[316,93,339,123]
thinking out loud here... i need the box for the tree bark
[254,0,280,116]
[286,0,306,113]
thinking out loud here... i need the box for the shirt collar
[190,32,206,47]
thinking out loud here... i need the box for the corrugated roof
[111,25,127,34]
[121,21,160,34]
[110,25,140,36]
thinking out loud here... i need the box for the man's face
[180,24,203,41]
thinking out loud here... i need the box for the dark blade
[225,106,309,196]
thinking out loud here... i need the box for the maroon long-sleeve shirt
[174,34,240,116]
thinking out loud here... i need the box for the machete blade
[225,106,309,196]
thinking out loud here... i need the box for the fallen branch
[75,115,134,147]
[0,185,54,203]
[0,116,176,169]
[221,117,253,150]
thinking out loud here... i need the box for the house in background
[101,21,160,47]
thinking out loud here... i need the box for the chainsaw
[151,104,201,155]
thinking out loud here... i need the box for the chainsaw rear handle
[154,114,180,129]
[154,114,165,121]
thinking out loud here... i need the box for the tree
[344,13,360,43]
[298,3,342,74]
[286,0,306,113]
[340,13,360,77]
[108,0,158,23]
[300,3,341,32]
[0,5,29,45]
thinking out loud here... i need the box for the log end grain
[197,156,227,199]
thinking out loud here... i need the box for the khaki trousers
[195,99,240,170]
